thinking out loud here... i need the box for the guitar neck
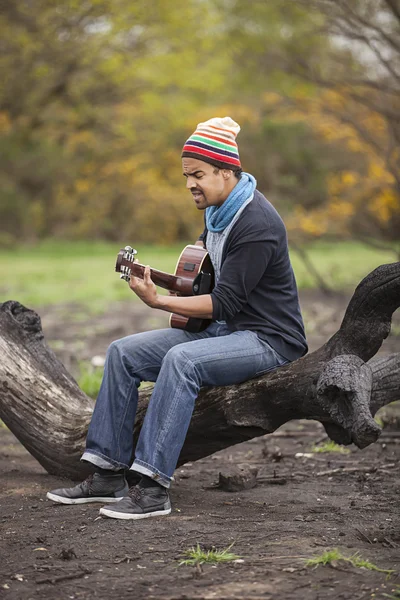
[129,262,193,295]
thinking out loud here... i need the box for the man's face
[182,157,234,210]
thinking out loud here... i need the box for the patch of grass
[179,543,240,567]
[306,549,395,577]
[306,548,343,567]
[311,440,350,454]
[290,240,397,290]
[77,363,104,399]
[0,240,395,310]
[0,240,183,311]
[350,553,394,575]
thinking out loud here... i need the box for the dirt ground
[1,290,399,600]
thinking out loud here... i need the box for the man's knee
[107,339,123,359]
[106,338,136,366]
[163,345,193,371]
[162,345,202,386]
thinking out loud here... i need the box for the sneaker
[46,472,129,505]
[99,482,171,520]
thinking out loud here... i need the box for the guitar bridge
[192,271,212,295]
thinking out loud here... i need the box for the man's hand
[129,265,159,308]
[128,260,213,319]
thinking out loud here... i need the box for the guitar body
[115,244,214,332]
[169,245,214,333]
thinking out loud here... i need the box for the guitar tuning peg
[124,246,137,255]
[120,273,130,282]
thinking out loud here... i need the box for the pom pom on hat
[182,116,241,170]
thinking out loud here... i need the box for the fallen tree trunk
[0,263,399,479]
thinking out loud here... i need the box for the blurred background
[0,0,399,357]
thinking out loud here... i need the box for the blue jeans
[82,322,287,487]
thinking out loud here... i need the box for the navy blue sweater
[200,190,307,362]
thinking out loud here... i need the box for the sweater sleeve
[210,230,276,321]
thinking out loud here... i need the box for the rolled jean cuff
[81,451,129,471]
[130,459,173,489]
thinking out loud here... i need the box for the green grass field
[0,240,396,311]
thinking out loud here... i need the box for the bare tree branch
[335,0,400,53]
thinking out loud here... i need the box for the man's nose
[186,177,196,189]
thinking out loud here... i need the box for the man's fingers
[144,265,151,283]
[129,266,152,291]
[129,274,139,290]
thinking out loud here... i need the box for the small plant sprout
[382,585,400,599]
[306,549,395,578]
[350,553,394,576]
[311,440,350,454]
[179,543,240,567]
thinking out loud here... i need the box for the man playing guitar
[47,117,307,519]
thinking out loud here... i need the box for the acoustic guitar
[115,245,214,333]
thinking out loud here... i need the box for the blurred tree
[1,0,398,254]
[278,0,400,254]
[0,0,232,243]
[281,90,400,256]
[220,0,399,256]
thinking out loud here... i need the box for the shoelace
[128,485,145,502]
[80,473,94,493]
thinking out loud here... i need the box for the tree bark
[0,262,399,480]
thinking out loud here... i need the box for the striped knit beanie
[182,117,241,171]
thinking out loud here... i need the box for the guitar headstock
[115,245,138,282]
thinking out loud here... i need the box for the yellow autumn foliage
[269,87,399,243]
[0,0,398,249]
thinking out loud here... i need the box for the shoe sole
[99,506,171,520]
[46,492,126,505]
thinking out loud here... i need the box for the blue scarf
[206,172,257,233]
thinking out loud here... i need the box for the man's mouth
[191,191,203,200]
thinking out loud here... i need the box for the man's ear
[221,169,231,180]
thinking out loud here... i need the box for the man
[47,117,307,520]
